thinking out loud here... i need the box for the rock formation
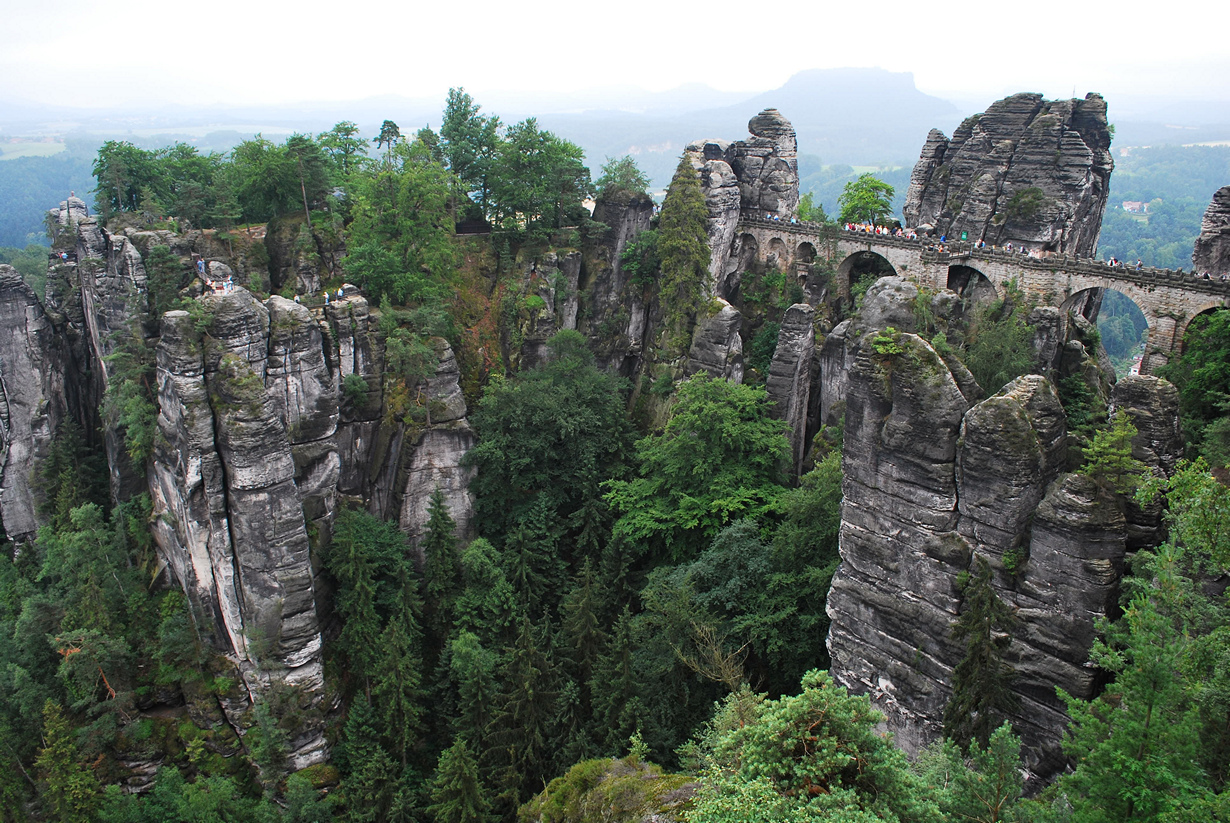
[4,208,488,769]
[685,299,744,382]
[585,192,658,376]
[825,310,1183,782]
[903,93,1113,256]
[685,109,800,298]
[765,303,816,476]
[1193,185,1230,274]
[0,265,67,541]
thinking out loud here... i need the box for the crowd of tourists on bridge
[843,222,918,240]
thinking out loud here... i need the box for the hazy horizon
[4,0,1228,115]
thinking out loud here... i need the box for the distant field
[0,142,66,161]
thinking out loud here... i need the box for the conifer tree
[1081,411,1149,495]
[588,606,642,754]
[336,697,400,823]
[331,514,383,689]
[943,555,1019,752]
[656,155,711,345]
[374,569,426,765]
[34,701,99,823]
[427,738,491,823]
[501,494,565,613]
[447,630,499,750]
[422,487,461,649]
[486,617,557,815]
[452,539,517,647]
[559,557,607,688]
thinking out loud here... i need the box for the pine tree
[373,570,426,765]
[656,154,711,346]
[427,738,491,823]
[943,555,1019,752]
[485,617,557,816]
[422,487,461,648]
[447,631,499,750]
[34,701,99,823]
[501,494,565,613]
[588,606,641,754]
[1081,410,1149,495]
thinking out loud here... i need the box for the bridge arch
[1175,304,1230,355]
[836,250,898,301]
[766,237,790,270]
[946,264,997,305]
[1061,287,1151,376]
[796,242,817,265]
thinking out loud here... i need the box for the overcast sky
[3,0,1228,111]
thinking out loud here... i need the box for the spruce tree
[588,606,642,754]
[1081,411,1149,495]
[373,570,426,765]
[422,487,461,650]
[427,738,491,823]
[656,154,711,346]
[34,701,99,823]
[943,555,1019,752]
[447,631,498,750]
[331,520,382,689]
[559,557,607,688]
[486,617,557,816]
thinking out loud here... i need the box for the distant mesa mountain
[537,68,965,188]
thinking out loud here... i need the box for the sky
[3,0,1229,111]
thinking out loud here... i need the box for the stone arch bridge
[734,216,1230,373]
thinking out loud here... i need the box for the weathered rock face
[826,318,1172,782]
[817,276,962,426]
[731,108,800,221]
[685,298,744,382]
[1193,185,1230,274]
[827,331,971,756]
[0,266,67,541]
[685,109,801,298]
[684,144,743,298]
[151,291,324,693]
[518,252,582,370]
[765,304,816,476]
[585,193,658,376]
[49,194,89,226]
[903,93,1113,256]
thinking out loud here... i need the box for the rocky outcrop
[150,291,324,697]
[49,194,89,226]
[0,266,67,541]
[730,108,800,221]
[765,304,815,476]
[685,299,744,382]
[685,109,801,298]
[518,252,582,370]
[585,193,657,376]
[826,315,1171,782]
[827,331,971,756]
[817,276,962,426]
[1193,185,1230,274]
[903,93,1113,256]
[684,143,743,297]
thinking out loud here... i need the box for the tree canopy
[838,173,895,225]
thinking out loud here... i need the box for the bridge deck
[736,216,1230,299]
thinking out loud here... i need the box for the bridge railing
[923,248,1230,296]
[736,215,1230,297]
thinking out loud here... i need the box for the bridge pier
[729,218,1230,366]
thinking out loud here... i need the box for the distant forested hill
[0,139,97,246]
[1097,144,1230,268]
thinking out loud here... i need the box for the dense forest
[0,87,1228,823]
